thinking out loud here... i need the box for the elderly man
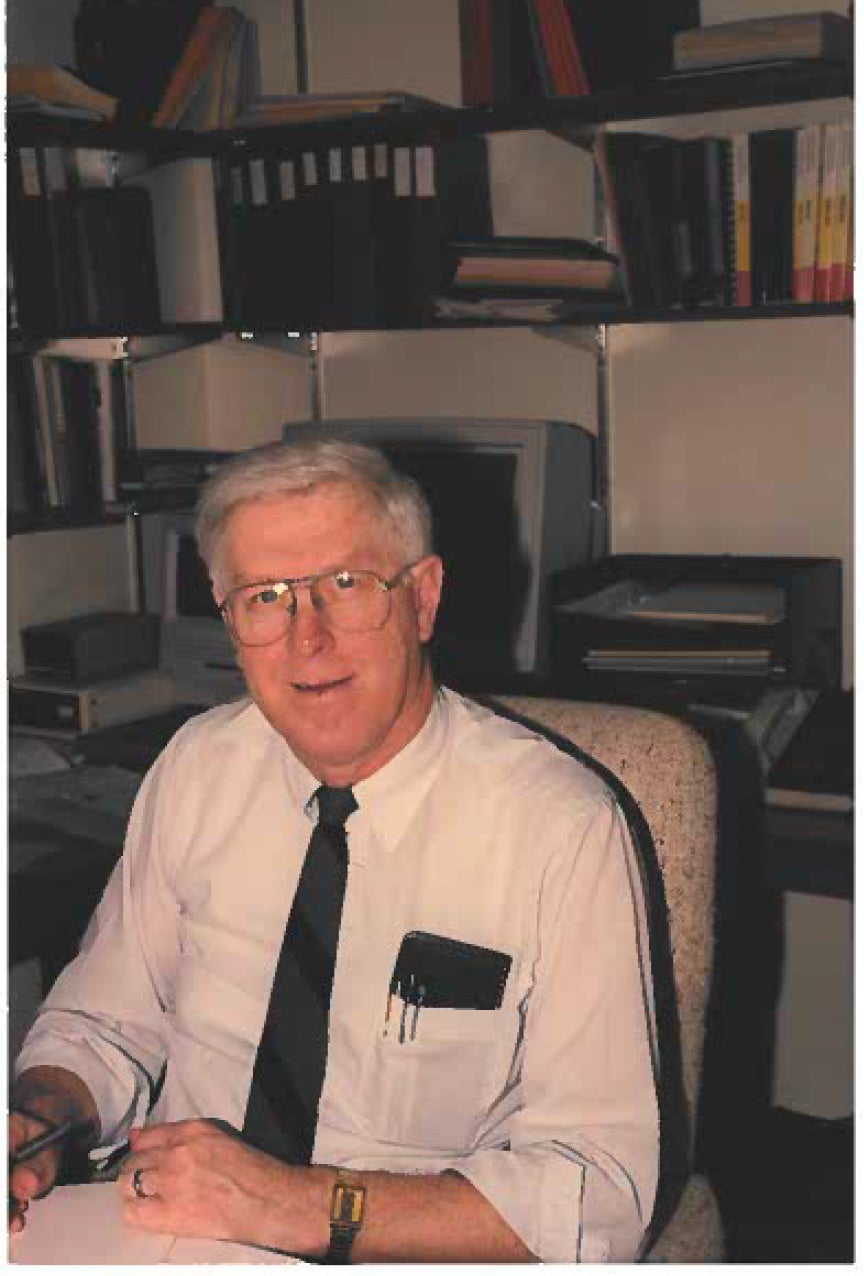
[10,437,658,1263]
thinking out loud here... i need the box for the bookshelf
[6,0,855,1202]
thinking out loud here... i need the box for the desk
[10,1182,297,1264]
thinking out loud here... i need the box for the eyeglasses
[220,564,418,647]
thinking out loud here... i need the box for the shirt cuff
[14,1018,155,1149]
[445,1144,611,1263]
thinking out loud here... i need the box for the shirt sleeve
[14,746,183,1148]
[443,794,660,1263]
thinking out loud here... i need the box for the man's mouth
[291,676,352,695]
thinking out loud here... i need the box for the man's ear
[411,555,444,644]
[212,581,238,651]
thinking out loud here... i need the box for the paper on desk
[10,1183,297,1264]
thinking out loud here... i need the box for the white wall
[608,318,854,681]
[773,893,854,1117]
[6,0,78,63]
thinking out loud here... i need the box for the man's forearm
[121,1118,537,1263]
[12,1066,101,1148]
[324,1166,536,1263]
[255,1162,536,1263]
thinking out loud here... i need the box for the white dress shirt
[17,688,659,1262]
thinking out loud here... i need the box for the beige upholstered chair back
[489,696,724,1262]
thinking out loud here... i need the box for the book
[7,355,49,516]
[765,688,853,813]
[63,187,162,330]
[176,8,249,131]
[329,144,378,327]
[8,147,62,334]
[73,0,210,123]
[622,581,786,625]
[230,89,435,128]
[669,139,721,306]
[151,6,237,128]
[814,121,841,302]
[7,63,118,118]
[531,0,590,95]
[793,124,823,303]
[750,128,796,304]
[562,0,698,92]
[458,0,496,103]
[444,235,623,294]
[59,360,104,514]
[521,0,554,95]
[672,12,852,73]
[828,119,853,302]
[705,137,735,306]
[730,132,752,306]
[598,132,681,308]
[219,11,257,126]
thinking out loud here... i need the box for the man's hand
[8,1109,65,1235]
[118,1119,330,1256]
[9,1066,101,1236]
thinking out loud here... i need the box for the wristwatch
[325,1171,367,1264]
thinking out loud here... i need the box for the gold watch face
[331,1181,366,1228]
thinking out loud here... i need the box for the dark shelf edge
[9,323,227,349]
[10,304,850,345]
[7,62,852,154]
[8,509,131,537]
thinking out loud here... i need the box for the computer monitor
[140,508,245,707]
[141,416,599,703]
[284,418,599,684]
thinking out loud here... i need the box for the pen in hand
[10,1118,92,1168]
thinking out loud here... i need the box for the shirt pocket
[362,1006,503,1151]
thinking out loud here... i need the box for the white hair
[194,434,433,587]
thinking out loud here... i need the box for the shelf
[9,324,226,353]
[7,112,215,157]
[8,509,130,538]
[9,62,852,158]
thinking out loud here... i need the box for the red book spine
[458,0,495,106]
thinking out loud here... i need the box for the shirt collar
[279,690,451,854]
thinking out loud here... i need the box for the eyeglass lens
[228,570,392,643]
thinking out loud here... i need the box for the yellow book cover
[793,124,821,302]
[814,122,840,301]
[731,133,751,305]
[828,120,852,301]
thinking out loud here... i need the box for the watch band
[325,1173,366,1264]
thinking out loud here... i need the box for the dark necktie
[243,785,357,1162]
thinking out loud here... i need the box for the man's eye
[333,571,357,592]
[251,586,282,606]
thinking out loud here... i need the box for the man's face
[213,481,443,786]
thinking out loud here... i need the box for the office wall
[608,318,854,683]
[6,0,77,61]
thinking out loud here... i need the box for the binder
[297,150,324,329]
[335,144,377,327]
[66,186,162,329]
[750,129,796,305]
[270,153,308,329]
[243,153,278,325]
[9,146,66,333]
[59,361,103,514]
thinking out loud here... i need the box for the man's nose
[286,589,333,653]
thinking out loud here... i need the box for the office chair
[488,695,724,1263]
